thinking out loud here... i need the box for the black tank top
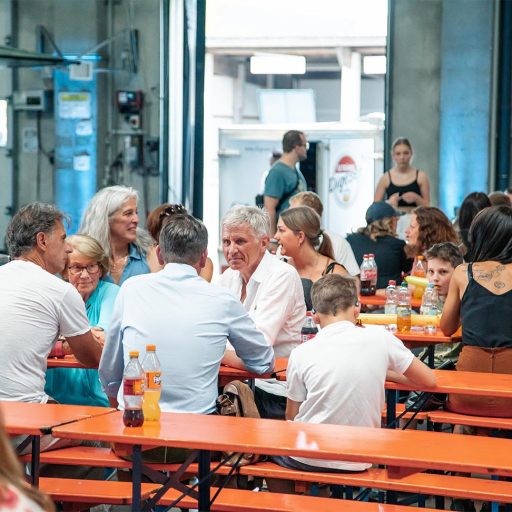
[301,261,347,311]
[460,263,512,348]
[385,169,422,207]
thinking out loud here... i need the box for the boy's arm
[285,399,301,421]
[387,357,436,388]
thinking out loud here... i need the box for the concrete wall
[7,0,160,223]
[387,0,442,206]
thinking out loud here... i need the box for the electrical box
[13,90,49,111]
[116,90,143,113]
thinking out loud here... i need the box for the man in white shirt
[269,274,435,493]
[217,205,306,419]
[100,213,274,416]
[288,191,359,276]
[0,203,101,404]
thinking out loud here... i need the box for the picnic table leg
[386,389,397,428]
[198,449,211,512]
[31,436,40,487]
[132,444,142,512]
[427,345,434,368]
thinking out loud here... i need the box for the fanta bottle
[142,344,162,421]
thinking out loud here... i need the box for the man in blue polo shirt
[263,130,308,233]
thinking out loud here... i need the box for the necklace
[110,254,128,273]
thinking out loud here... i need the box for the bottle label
[397,306,411,318]
[146,371,162,390]
[301,333,316,343]
[123,377,144,396]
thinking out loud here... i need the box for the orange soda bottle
[142,344,161,421]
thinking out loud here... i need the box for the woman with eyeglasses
[45,234,118,406]
[146,203,214,281]
[80,185,153,285]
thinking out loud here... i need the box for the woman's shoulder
[416,169,430,182]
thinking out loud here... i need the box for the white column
[337,48,361,123]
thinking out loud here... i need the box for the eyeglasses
[159,204,186,220]
[68,263,100,275]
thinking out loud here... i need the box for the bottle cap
[369,253,375,258]
[146,344,156,351]
[388,280,396,286]
[401,282,408,287]
[417,255,424,260]
[129,351,139,358]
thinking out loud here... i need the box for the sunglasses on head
[159,204,186,219]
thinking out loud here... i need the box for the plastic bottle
[384,280,397,315]
[396,282,412,333]
[421,283,434,315]
[123,351,145,427]
[412,256,427,277]
[368,254,378,295]
[142,344,162,422]
[360,255,372,296]
[301,312,318,343]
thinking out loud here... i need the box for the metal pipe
[384,0,396,171]
[192,0,206,219]
[496,0,512,191]
[159,0,169,203]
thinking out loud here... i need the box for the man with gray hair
[100,213,274,418]
[218,205,305,419]
[0,202,102,405]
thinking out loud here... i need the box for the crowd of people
[1,129,511,511]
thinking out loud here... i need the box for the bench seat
[427,410,512,430]
[239,462,512,503]
[40,478,439,511]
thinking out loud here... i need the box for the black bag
[255,194,264,208]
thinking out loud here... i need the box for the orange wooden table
[47,355,86,369]
[1,401,114,485]
[52,410,512,511]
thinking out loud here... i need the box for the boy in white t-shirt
[269,274,435,494]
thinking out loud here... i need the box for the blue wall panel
[438,0,494,217]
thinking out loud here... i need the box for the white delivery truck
[217,122,383,248]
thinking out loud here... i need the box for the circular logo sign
[329,155,359,205]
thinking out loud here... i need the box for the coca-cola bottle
[368,254,378,295]
[360,254,372,296]
[301,312,318,343]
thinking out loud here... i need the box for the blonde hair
[67,234,109,277]
[357,217,396,241]
[0,410,54,511]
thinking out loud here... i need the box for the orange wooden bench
[20,444,232,474]
[30,445,512,507]
[427,410,512,430]
[40,477,440,511]
[239,462,512,504]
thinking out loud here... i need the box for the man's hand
[66,330,102,367]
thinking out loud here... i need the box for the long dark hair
[466,206,512,263]
[458,192,491,248]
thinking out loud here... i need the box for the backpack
[216,380,261,466]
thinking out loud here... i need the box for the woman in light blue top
[45,235,119,406]
[80,185,153,285]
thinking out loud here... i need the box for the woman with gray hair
[80,185,153,285]
[45,234,119,406]
[275,206,347,310]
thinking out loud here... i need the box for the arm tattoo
[494,281,506,289]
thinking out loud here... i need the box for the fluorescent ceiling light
[363,55,386,75]
[250,53,306,75]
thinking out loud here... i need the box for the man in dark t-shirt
[263,130,308,233]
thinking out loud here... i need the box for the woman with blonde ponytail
[275,206,348,309]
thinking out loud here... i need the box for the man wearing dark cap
[346,201,411,289]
